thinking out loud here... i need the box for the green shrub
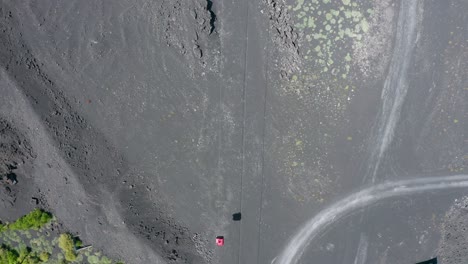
[39,252,50,262]
[0,245,46,264]
[23,255,41,264]
[58,233,77,262]
[87,255,99,264]
[58,234,74,252]
[17,246,44,264]
[8,209,52,231]
[64,250,77,262]
[73,237,83,248]
[100,256,112,264]
[0,245,19,264]
[18,246,30,257]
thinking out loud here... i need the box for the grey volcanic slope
[0,0,271,263]
[0,7,182,264]
[0,0,467,264]
[0,1,219,263]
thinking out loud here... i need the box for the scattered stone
[0,118,35,177]
[31,197,39,205]
[264,0,302,78]
[158,0,219,71]
[438,196,468,263]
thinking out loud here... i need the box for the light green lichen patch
[274,0,376,205]
[293,0,305,11]
[282,0,373,103]
[360,19,369,32]
[287,0,372,83]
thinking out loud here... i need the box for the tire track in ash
[255,7,271,264]
[354,1,421,262]
[238,0,249,263]
[273,174,468,264]
[353,233,369,264]
[365,0,421,183]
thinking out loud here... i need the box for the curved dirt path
[273,174,468,264]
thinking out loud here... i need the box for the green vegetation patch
[0,244,44,264]
[0,209,124,264]
[5,209,52,231]
[58,234,77,262]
